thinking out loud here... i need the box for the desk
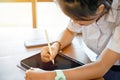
[0,27,90,80]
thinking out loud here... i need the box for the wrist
[53,41,62,52]
[55,70,66,80]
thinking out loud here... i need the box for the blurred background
[0,0,69,29]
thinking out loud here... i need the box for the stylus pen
[45,29,54,64]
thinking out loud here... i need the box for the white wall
[0,2,69,28]
[0,3,32,27]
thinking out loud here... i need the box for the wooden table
[0,27,90,80]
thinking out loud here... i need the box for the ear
[96,4,105,14]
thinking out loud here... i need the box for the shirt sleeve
[108,25,120,54]
[67,21,82,33]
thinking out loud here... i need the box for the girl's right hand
[41,42,60,62]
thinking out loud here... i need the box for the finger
[50,51,57,60]
[42,57,51,62]
[50,53,55,58]
[41,56,50,62]
[25,71,32,80]
[25,75,31,80]
[41,52,51,62]
[41,46,49,53]
[41,55,50,62]
[41,49,50,57]
[41,52,50,57]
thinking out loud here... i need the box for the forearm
[41,62,104,80]
[27,62,103,80]
[62,61,104,80]
[95,77,105,80]
[55,28,76,49]
[62,49,120,80]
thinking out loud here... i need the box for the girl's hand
[41,42,60,62]
[25,68,46,80]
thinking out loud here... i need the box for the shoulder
[67,21,82,33]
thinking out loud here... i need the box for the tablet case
[20,52,84,71]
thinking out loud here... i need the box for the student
[25,0,120,80]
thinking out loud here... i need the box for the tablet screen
[21,52,84,71]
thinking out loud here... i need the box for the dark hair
[57,0,113,21]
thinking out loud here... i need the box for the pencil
[45,29,54,64]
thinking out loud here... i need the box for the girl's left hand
[25,68,47,80]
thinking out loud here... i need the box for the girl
[25,0,120,80]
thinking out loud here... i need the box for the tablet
[20,52,84,71]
